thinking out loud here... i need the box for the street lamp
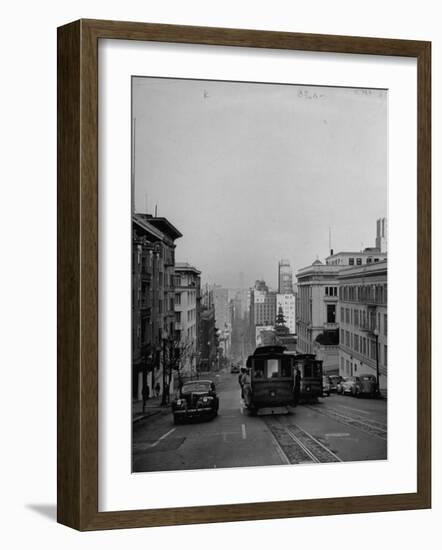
[373,328,380,398]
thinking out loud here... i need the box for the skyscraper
[278,259,293,294]
[375,217,388,253]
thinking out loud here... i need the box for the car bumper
[173,407,215,418]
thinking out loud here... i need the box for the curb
[133,407,170,424]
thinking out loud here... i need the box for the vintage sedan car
[322,376,331,397]
[357,374,378,397]
[329,375,343,393]
[337,377,350,394]
[340,375,378,397]
[340,376,360,395]
[172,380,219,424]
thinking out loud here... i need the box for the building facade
[276,293,296,334]
[132,213,182,399]
[213,286,229,329]
[174,263,201,377]
[198,288,218,372]
[296,260,340,373]
[278,259,293,294]
[337,261,388,394]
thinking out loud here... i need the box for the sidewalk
[132,395,171,423]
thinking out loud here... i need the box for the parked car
[340,375,378,397]
[171,380,219,424]
[329,375,343,393]
[357,374,378,397]
[340,376,360,395]
[336,377,349,394]
[322,376,331,396]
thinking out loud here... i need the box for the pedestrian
[238,368,245,399]
[154,382,160,398]
[293,367,301,406]
[142,384,150,413]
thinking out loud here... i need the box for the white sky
[133,77,387,289]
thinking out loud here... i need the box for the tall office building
[278,259,293,294]
[375,217,388,253]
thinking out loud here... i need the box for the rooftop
[337,259,388,279]
[133,213,182,240]
[175,262,201,275]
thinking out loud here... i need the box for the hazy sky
[133,77,387,289]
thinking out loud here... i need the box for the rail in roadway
[264,415,342,464]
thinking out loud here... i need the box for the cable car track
[264,416,342,464]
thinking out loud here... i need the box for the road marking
[325,433,351,438]
[241,424,247,440]
[149,427,176,448]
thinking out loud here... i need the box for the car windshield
[182,382,211,393]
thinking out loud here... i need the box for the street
[132,371,387,472]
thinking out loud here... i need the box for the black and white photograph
[131,76,388,473]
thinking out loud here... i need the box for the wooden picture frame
[57,19,431,531]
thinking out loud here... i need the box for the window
[175,292,181,305]
[175,311,181,323]
[340,307,344,322]
[327,304,336,323]
[367,258,372,264]
[374,258,379,263]
[384,314,388,336]
[384,345,388,366]
[349,258,355,265]
[356,258,362,265]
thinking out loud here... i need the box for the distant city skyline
[133,77,387,289]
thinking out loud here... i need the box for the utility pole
[373,328,380,397]
[161,338,167,406]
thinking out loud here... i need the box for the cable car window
[304,364,312,377]
[266,358,279,378]
[253,358,265,378]
[281,357,292,377]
